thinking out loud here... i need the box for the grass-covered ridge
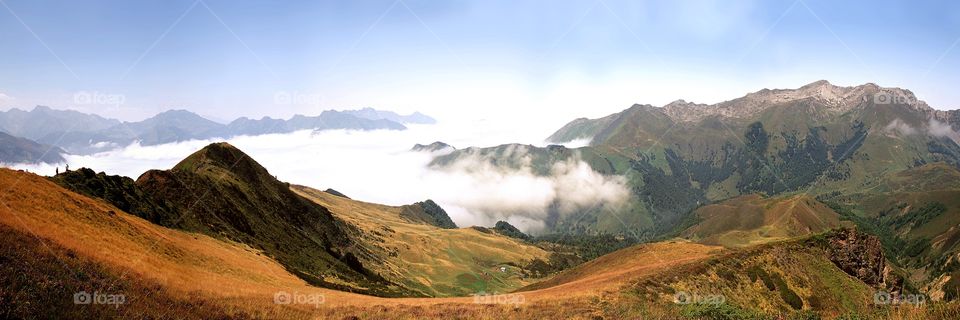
[135,142,412,297]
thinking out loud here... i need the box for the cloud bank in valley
[10,122,628,233]
[426,145,629,232]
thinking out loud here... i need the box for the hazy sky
[2,0,959,126]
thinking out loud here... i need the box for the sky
[4,0,960,231]
[1,0,959,128]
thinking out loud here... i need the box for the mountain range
[432,80,960,300]
[0,131,65,164]
[4,81,960,318]
[0,106,436,160]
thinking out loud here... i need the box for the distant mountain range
[0,106,435,161]
[0,132,65,164]
[342,107,436,124]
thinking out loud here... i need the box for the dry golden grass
[682,194,842,247]
[519,240,722,298]
[0,169,616,314]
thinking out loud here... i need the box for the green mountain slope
[438,81,960,236]
[431,81,960,299]
[821,162,960,300]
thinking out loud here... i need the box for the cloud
[884,118,917,136]
[426,149,629,232]
[6,121,628,233]
[883,117,960,144]
[553,137,592,148]
[928,118,960,143]
[0,93,12,104]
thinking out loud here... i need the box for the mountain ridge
[549,80,956,145]
[0,106,434,155]
[434,80,960,299]
[0,131,65,164]
[134,142,412,296]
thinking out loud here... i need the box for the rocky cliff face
[661,80,933,123]
[824,228,903,292]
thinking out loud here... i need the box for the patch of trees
[534,233,640,261]
[927,138,960,167]
[629,152,707,233]
[737,121,867,195]
[879,202,946,232]
[493,221,531,240]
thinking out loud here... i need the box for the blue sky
[1,0,959,123]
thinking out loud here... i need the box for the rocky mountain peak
[661,81,932,123]
[169,142,270,181]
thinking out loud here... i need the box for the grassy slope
[681,194,843,247]
[0,168,356,318]
[0,223,249,319]
[3,168,959,319]
[545,113,618,143]
[518,240,722,293]
[293,185,550,297]
[135,142,409,296]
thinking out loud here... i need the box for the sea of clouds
[10,120,628,233]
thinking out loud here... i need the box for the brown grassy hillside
[681,194,844,247]
[4,167,960,319]
[292,185,551,297]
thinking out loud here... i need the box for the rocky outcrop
[824,228,903,292]
[399,200,457,229]
[493,221,531,241]
[49,167,177,224]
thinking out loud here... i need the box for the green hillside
[134,142,412,297]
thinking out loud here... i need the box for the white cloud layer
[428,148,629,232]
[8,121,627,233]
[882,117,960,144]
